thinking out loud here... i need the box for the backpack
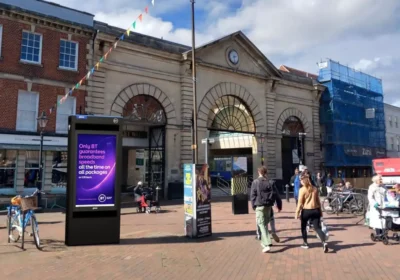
[256,178,277,207]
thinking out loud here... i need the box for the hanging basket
[20,196,38,211]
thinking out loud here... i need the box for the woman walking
[295,172,328,252]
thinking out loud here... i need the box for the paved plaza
[1,199,400,280]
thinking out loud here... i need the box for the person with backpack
[251,166,281,253]
[255,178,282,243]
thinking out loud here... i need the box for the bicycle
[7,188,45,250]
[322,191,364,216]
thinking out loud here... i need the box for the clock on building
[228,50,239,65]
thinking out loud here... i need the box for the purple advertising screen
[76,134,116,207]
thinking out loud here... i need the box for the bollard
[285,184,290,202]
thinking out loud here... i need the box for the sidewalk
[0,199,399,280]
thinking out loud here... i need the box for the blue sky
[53,0,400,105]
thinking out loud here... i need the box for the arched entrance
[110,83,175,196]
[281,116,305,183]
[275,106,312,185]
[197,83,263,186]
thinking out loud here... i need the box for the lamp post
[190,0,198,164]
[37,111,48,208]
[258,133,266,166]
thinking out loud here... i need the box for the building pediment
[183,31,282,79]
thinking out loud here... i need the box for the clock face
[228,50,239,65]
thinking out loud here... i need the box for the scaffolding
[319,59,386,171]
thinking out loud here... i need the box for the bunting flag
[47,2,155,115]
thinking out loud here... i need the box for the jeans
[256,208,276,237]
[256,206,272,247]
[301,208,325,244]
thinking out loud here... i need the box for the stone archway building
[86,23,325,194]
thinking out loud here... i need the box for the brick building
[0,0,94,195]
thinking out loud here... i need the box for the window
[389,116,393,127]
[56,95,76,133]
[391,138,395,150]
[59,40,78,70]
[20,31,42,64]
[0,25,3,57]
[398,139,400,152]
[0,150,16,189]
[51,151,67,188]
[24,151,39,188]
[16,91,39,132]
[395,117,398,128]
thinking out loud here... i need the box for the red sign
[373,158,400,176]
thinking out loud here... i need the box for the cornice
[0,8,93,37]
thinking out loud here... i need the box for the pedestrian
[294,165,308,205]
[256,178,282,243]
[295,172,328,252]
[367,175,386,238]
[251,166,280,253]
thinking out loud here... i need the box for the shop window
[51,151,67,187]
[0,150,16,189]
[24,151,39,188]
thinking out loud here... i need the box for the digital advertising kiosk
[65,115,122,246]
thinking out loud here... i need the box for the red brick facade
[0,12,92,133]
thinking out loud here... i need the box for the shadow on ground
[270,240,376,254]
[120,230,256,245]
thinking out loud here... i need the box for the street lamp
[37,111,48,208]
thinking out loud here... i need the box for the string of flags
[49,0,155,115]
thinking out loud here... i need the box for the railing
[216,177,231,195]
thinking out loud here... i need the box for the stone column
[265,83,277,179]
[311,102,322,173]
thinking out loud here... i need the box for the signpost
[183,163,212,238]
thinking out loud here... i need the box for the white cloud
[50,0,400,105]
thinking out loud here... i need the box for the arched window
[281,116,304,136]
[123,95,166,125]
[209,95,255,133]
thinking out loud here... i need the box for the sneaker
[323,242,328,253]
[272,233,280,243]
[262,246,271,253]
[301,243,309,249]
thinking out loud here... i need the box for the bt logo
[98,194,107,202]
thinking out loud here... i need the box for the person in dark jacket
[256,179,282,243]
[251,166,281,253]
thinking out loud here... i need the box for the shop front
[0,133,68,195]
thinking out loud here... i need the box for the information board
[76,134,116,207]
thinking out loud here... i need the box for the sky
[51,0,400,105]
